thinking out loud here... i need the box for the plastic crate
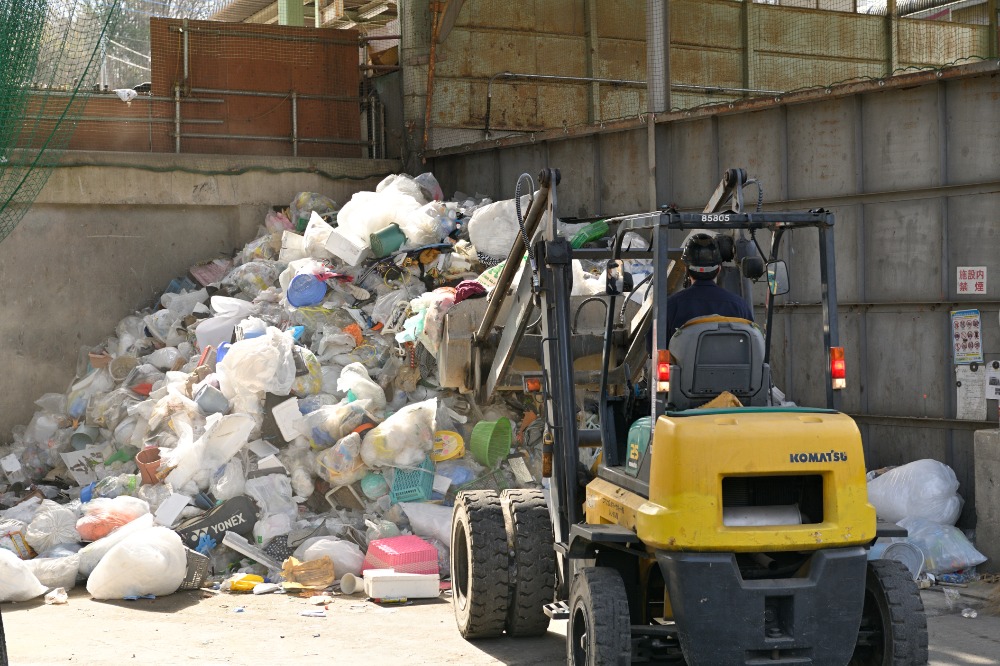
[180,547,210,590]
[388,457,435,504]
[363,535,439,575]
[447,466,514,501]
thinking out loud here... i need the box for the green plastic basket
[470,418,513,468]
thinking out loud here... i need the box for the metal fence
[414,0,999,153]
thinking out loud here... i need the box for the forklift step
[543,601,570,620]
[570,523,642,545]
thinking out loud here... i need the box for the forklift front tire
[502,489,555,637]
[451,490,510,639]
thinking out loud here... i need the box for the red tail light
[657,349,671,393]
[831,347,846,389]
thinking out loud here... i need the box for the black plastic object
[716,234,736,263]
[657,548,867,665]
[741,255,765,280]
[175,495,260,550]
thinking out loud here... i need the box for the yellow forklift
[446,168,927,665]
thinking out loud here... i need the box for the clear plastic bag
[399,502,452,545]
[298,537,364,579]
[868,459,964,525]
[25,553,80,590]
[211,458,246,502]
[337,363,387,412]
[899,517,987,575]
[76,496,150,542]
[218,328,297,398]
[316,432,368,486]
[361,398,437,468]
[25,500,80,554]
[289,192,339,230]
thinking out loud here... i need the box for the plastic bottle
[92,473,142,499]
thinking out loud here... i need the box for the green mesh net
[0,0,122,244]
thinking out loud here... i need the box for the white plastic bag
[867,459,964,525]
[337,363,387,412]
[78,513,155,577]
[302,212,335,260]
[26,500,80,554]
[0,548,47,602]
[218,327,297,398]
[300,400,375,448]
[211,458,246,501]
[164,413,254,491]
[25,553,80,590]
[361,398,437,468]
[195,296,255,352]
[399,502,452,545]
[297,537,364,579]
[467,196,531,258]
[86,527,187,600]
[898,517,986,575]
[245,474,297,521]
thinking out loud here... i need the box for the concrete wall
[0,151,399,442]
[427,61,1000,528]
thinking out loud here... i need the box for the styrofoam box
[363,569,440,599]
[325,227,371,266]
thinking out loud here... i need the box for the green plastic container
[370,223,407,258]
[570,220,609,249]
[625,416,652,477]
[470,418,513,468]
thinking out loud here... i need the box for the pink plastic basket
[362,534,439,575]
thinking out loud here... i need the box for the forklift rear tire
[501,489,555,637]
[849,559,928,665]
[451,490,510,639]
[568,567,632,666]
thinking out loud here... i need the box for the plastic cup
[340,572,362,595]
[135,446,162,485]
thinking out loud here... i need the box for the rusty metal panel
[754,55,886,90]
[947,76,1000,185]
[596,0,646,39]
[670,46,745,88]
[535,35,590,77]
[670,0,744,50]
[898,21,988,67]
[755,5,883,58]
[785,99,860,200]
[538,84,590,128]
[717,109,787,201]
[595,38,646,79]
[861,85,943,192]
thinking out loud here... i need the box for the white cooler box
[363,569,440,599]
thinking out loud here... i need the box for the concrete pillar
[974,429,1000,572]
[278,0,304,27]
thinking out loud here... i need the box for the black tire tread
[852,558,929,665]
[451,490,510,639]
[502,488,555,637]
[568,566,631,666]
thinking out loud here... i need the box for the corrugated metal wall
[428,62,1000,527]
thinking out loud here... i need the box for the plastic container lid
[883,542,924,580]
[287,273,328,308]
[432,430,465,462]
[470,418,512,468]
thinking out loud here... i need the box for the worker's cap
[682,233,722,274]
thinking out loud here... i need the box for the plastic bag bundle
[399,502,452,545]
[194,295,256,352]
[218,328,297,398]
[898,517,987,575]
[86,527,187,600]
[25,553,80,590]
[245,474,297,521]
[76,496,150,542]
[300,400,376,448]
[164,413,255,491]
[337,363,387,412]
[26,500,80,554]
[211,458,246,502]
[0,548,47,602]
[302,212,336,260]
[222,261,282,299]
[291,347,323,397]
[289,192,338,231]
[296,537,364,579]
[361,398,437,468]
[467,196,532,259]
[316,432,368,486]
[867,459,964,525]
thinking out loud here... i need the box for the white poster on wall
[956,364,987,421]
[957,266,987,295]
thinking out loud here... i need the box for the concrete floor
[2,582,999,665]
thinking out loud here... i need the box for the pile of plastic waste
[0,171,569,603]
